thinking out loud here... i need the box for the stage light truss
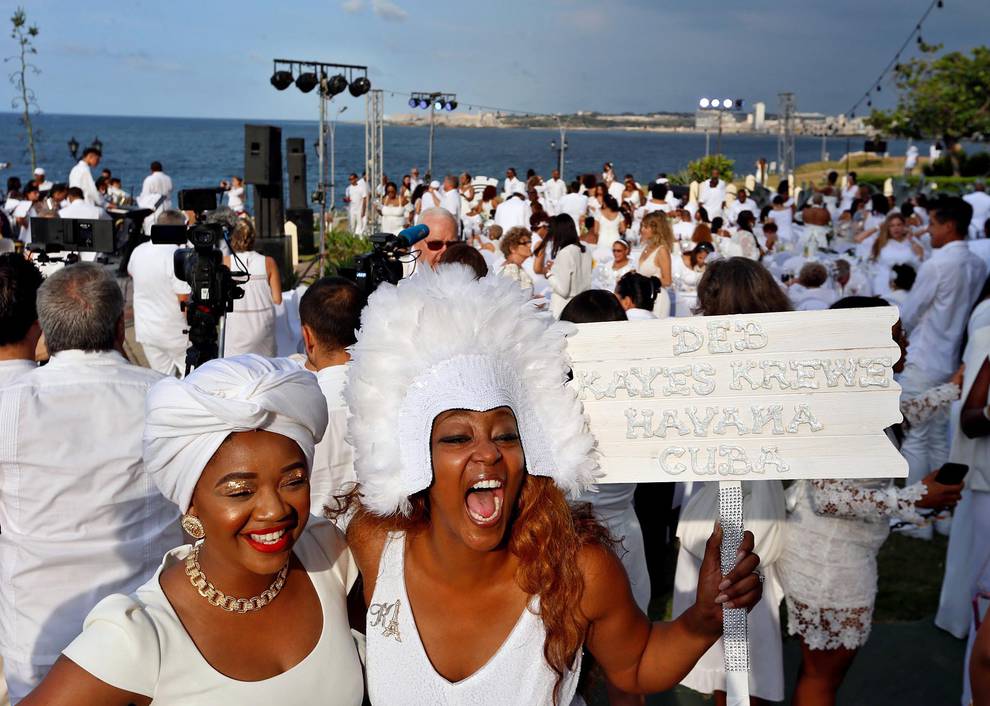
[270,59,371,97]
[409,91,458,112]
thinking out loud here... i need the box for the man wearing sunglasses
[407,207,460,275]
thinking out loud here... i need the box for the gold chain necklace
[184,546,289,613]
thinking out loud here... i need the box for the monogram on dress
[369,598,402,642]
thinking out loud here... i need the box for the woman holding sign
[339,265,764,705]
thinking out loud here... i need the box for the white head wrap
[345,265,599,517]
[143,355,328,512]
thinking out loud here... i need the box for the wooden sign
[567,307,907,484]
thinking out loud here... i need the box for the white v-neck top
[63,519,363,705]
[366,532,581,705]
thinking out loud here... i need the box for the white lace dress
[777,383,958,650]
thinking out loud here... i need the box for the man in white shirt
[441,175,461,226]
[297,276,366,512]
[127,210,192,377]
[0,253,42,386]
[67,147,104,207]
[0,263,181,701]
[900,197,988,485]
[140,161,174,211]
[344,173,368,236]
[558,181,589,232]
[727,187,758,226]
[963,182,990,240]
[58,186,108,220]
[503,167,524,198]
[642,183,673,215]
[543,169,566,215]
[31,167,52,193]
[409,167,423,192]
[698,168,726,221]
[11,183,40,244]
[493,193,529,232]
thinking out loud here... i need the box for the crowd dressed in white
[0,153,989,706]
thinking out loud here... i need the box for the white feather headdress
[344,265,599,516]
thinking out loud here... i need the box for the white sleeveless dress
[593,212,623,263]
[224,250,277,357]
[380,203,406,234]
[636,248,672,318]
[367,532,582,706]
[62,520,364,705]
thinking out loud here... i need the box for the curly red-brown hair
[333,474,612,705]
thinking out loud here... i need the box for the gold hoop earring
[180,514,205,540]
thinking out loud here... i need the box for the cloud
[341,0,365,13]
[371,0,407,21]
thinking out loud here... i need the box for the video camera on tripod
[339,223,430,297]
[151,190,245,373]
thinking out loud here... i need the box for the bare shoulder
[576,542,628,621]
[345,513,389,595]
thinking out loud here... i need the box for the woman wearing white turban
[21,355,364,706]
[340,265,764,705]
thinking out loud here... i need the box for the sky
[4,0,988,121]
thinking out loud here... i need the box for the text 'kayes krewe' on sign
[566,307,908,484]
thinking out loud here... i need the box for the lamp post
[67,137,79,160]
[329,104,347,216]
[698,98,743,157]
[550,115,568,179]
[271,58,371,272]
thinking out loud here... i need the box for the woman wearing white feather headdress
[339,265,764,705]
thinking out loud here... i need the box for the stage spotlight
[349,76,371,97]
[699,98,710,109]
[735,99,744,109]
[408,97,418,108]
[417,98,428,109]
[271,70,294,91]
[324,73,348,97]
[434,99,444,111]
[295,72,318,93]
[710,99,721,108]
[447,100,457,111]
[723,98,732,109]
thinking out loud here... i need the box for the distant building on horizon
[753,102,766,130]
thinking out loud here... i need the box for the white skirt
[671,546,784,701]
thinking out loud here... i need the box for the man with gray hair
[127,209,191,377]
[0,263,181,701]
[405,207,459,277]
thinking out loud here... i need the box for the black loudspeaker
[253,184,283,239]
[244,125,283,186]
[286,208,315,255]
[255,236,294,289]
[286,138,307,210]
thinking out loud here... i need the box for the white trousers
[348,210,366,236]
[141,342,186,378]
[899,363,951,484]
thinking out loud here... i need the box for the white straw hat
[345,265,599,516]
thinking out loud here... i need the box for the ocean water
[0,112,911,209]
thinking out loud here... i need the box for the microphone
[395,224,429,249]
